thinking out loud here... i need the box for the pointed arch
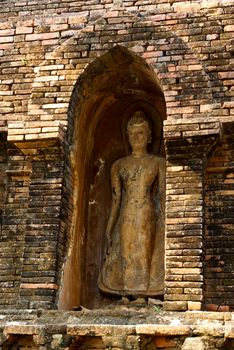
[58,45,166,309]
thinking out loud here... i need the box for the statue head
[127,110,151,131]
[127,110,152,152]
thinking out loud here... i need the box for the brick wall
[0,0,233,310]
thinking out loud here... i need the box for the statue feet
[117,296,147,306]
[130,297,147,305]
[118,296,130,305]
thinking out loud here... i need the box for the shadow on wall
[204,124,234,308]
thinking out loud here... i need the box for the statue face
[127,122,151,151]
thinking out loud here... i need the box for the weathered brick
[26,32,59,41]
[224,25,234,32]
[16,26,33,34]
[0,29,15,36]
[0,36,14,43]
[68,14,88,24]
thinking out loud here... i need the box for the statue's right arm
[106,161,121,253]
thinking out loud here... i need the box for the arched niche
[59,46,166,310]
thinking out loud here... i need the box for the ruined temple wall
[0,0,233,310]
[0,0,233,133]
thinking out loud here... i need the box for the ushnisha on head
[127,110,151,131]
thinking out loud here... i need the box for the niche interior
[59,46,167,310]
